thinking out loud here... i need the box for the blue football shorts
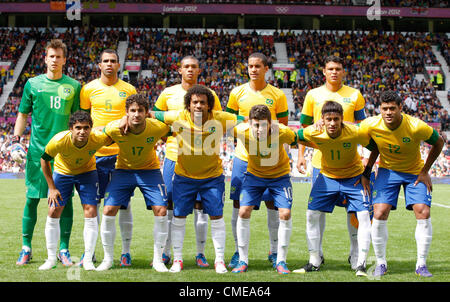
[239,172,293,210]
[104,169,167,210]
[172,173,225,217]
[372,168,431,210]
[230,157,273,204]
[53,170,99,207]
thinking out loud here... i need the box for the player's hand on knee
[48,189,63,207]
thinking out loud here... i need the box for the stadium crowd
[0,27,448,176]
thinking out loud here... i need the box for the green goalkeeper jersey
[18,74,81,160]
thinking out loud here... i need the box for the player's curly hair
[249,104,271,121]
[126,93,149,112]
[46,39,67,58]
[69,111,93,128]
[321,100,343,117]
[184,85,215,112]
[380,90,402,106]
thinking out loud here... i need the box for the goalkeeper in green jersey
[14,39,81,266]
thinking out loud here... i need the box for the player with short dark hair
[80,48,137,267]
[360,90,444,277]
[296,55,367,270]
[294,101,373,276]
[226,52,289,269]
[39,111,112,271]
[231,104,298,275]
[14,39,81,266]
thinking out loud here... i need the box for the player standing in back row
[226,52,289,268]
[296,55,367,270]
[14,39,81,266]
[80,49,137,267]
[153,56,223,267]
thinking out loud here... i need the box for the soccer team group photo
[0,0,449,283]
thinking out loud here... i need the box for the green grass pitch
[0,179,449,283]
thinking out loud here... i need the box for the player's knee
[48,206,63,218]
[153,206,167,217]
[239,206,252,219]
[413,204,430,219]
[83,205,97,218]
[277,208,290,220]
[103,205,119,216]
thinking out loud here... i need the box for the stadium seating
[0,27,448,175]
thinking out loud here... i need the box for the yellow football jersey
[153,84,222,162]
[156,110,242,179]
[104,118,170,170]
[80,79,137,157]
[359,113,438,175]
[43,129,111,175]
[298,123,371,179]
[234,123,297,178]
[300,84,366,169]
[226,83,289,161]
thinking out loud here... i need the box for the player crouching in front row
[293,101,374,277]
[96,94,171,272]
[40,111,113,271]
[231,104,299,275]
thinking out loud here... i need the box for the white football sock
[267,208,279,254]
[45,216,60,262]
[347,212,359,257]
[356,211,371,267]
[318,211,326,257]
[371,218,388,266]
[83,217,98,262]
[231,207,239,252]
[210,218,226,263]
[306,210,322,266]
[100,214,116,262]
[164,209,173,256]
[96,205,101,225]
[171,217,186,261]
[153,215,168,264]
[194,209,208,255]
[277,218,292,263]
[119,204,133,255]
[415,218,432,269]
[236,216,250,264]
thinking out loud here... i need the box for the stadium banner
[0,62,11,71]
[425,66,442,76]
[273,63,295,71]
[0,3,449,18]
[49,1,66,11]
[427,122,441,130]
[124,61,141,72]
